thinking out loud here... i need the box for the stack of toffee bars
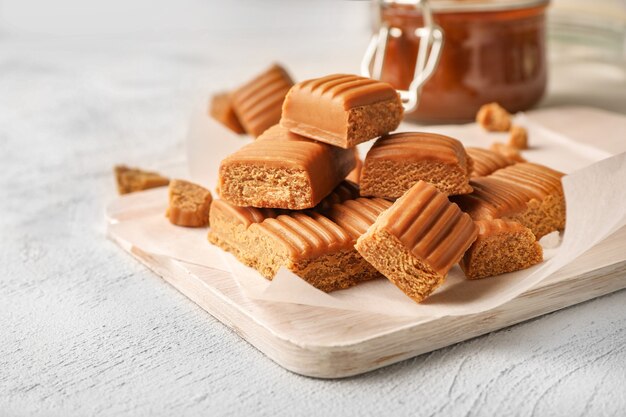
[208,71,565,303]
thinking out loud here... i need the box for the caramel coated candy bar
[466,147,516,177]
[360,132,473,198]
[208,194,387,292]
[231,64,294,137]
[281,74,403,148]
[356,181,478,303]
[166,179,213,227]
[452,162,565,239]
[209,92,245,134]
[218,125,356,210]
[460,219,543,280]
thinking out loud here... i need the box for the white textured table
[1,2,625,416]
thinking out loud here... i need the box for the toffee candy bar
[466,147,516,177]
[360,132,473,198]
[231,64,294,137]
[356,180,478,303]
[208,180,360,265]
[281,74,403,148]
[460,219,543,280]
[452,162,565,239]
[209,92,245,134]
[218,125,356,210]
[167,179,213,227]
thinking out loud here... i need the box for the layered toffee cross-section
[218,125,356,210]
[230,64,294,137]
[460,219,543,280]
[356,181,478,303]
[452,162,565,239]
[166,179,213,227]
[466,147,516,178]
[280,74,403,148]
[360,132,473,198]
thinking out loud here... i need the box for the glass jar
[368,0,550,123]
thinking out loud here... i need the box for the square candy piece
[360,132,473,198]
[356,180,478,303]
[231,64,294,137]
[280,74,403,148]
[218,125,356,210]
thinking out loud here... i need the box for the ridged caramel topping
[379,181,478,275]
[312,180,361,214]
[453,163,564,220]
[474,218,528,236]
[367,132,469,165]
[253,212,354,258]
[294,74,398,109]
[211,199,281,228]
[466,147,515,177]
[231,64,294,137]
[325,197,393,238]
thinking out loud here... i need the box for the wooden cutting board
[108,107,626,378]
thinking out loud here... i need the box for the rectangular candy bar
[360,132,473,198]
[218,125,356,210]
[452,162,565,239]
[209,193,386,292]
[208,180,360,265]
[231,64,294,137]
[280,74,403,148]
[356,180,478,303]
[460,219,543,280]
[466,147,516,177]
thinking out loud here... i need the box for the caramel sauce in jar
[380,1,548,122]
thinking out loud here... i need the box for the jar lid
[382,0,550,13]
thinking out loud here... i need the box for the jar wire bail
[361,0,444,113]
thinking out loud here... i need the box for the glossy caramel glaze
[379,181,477,275]
[231,64,294,137]
[466,147,516,177]
[210,199,281,228]
[367,132,469,165]
[326,198,393,238]
[253,212,354,259]
[474,218,528,236]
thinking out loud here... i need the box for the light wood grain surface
[2,1,626,416]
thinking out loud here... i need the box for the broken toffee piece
[281,74,403,148]
[218,125,356,210]
[166,179,213,227]
[356,181,478,303]
[460,219,543,280]
[114,165,169,195]
[452,162,565,239]
[360,132,473,198]
[231,64,294,137]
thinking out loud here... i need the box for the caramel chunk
[452,162,565,239]
[476,102,512,132]
[114,165,169,195]
[209,195,388,292]
[490,142,526,163]
[508,125,528,150]
[218,125,356,210]
[281,74,403,148]
[209,92,245,134]
[360,132,473,198]
[166,179,213,227]
[460,219,543,280]
[347,154,363,184]
[231,64,294,137]
[356,181,478,303]
[466,147,516,177]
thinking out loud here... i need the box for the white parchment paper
[106,106,626,317]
